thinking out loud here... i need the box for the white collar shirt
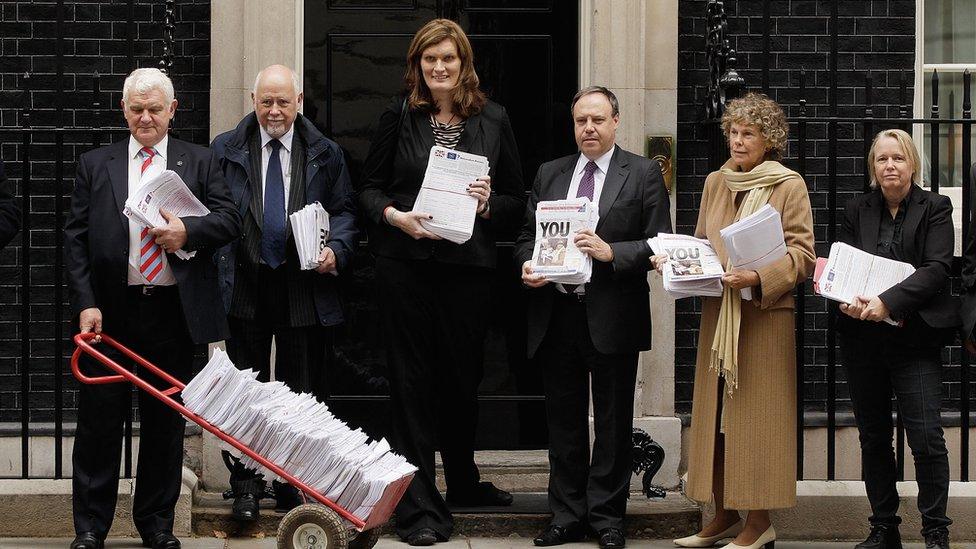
[126,134,176,286]
[259,125,294,213]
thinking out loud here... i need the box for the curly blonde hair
[721,92,789,160]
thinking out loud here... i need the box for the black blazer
[514,146,672,356]
[65,137,241,345]
[838,186,959,338]
[358,97,525,268]
[0,160,21,249]
[960,163,976,339]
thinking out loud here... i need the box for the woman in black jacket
[837,129,956,549]
[358,18,525,546]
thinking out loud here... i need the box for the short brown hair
[721,92,789,160]
[867,129,922,189]
[571,86,619,117]
[404,19,487,118]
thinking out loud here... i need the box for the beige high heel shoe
[673,521,744,547]
[723,525,776,549]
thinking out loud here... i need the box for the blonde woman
[836,129,955,549]
[654,93,814,549]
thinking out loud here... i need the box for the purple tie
[577,161,597,201]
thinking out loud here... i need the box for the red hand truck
[72,332,414,549]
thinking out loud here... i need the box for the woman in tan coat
[654,93,814,549]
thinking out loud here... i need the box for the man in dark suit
[65,68,240,549]
[0,159,21,248]
[211,64,358,521]
[516,86,671,549]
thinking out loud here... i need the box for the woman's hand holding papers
[384,207,443,241]
[468,175,491,218]
[521,260,549,288]
[149,209,188,252]
[574,229,614,263]
[650,254,668,274]
[722,268,759,290]
[839,295,890,322]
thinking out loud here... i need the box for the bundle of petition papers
[182,349,416,520]
[288,202,331,270]
[412,146,490,244]
[123,169,209,260]
[719,204,787,300]
[648,233,724,298]
[529,198,598,285]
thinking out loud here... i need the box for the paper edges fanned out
[122,169,209,261]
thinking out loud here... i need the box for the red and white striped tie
[137,147,164,283]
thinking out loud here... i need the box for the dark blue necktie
[261,139,286,268]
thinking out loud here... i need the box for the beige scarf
[710,160,800,395]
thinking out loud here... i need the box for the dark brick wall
[676,0,925,415]
[0,0,211,423]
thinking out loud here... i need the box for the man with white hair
[65,67,240,549]
[211,64,357,521]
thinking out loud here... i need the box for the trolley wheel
[277,503,349,549]
[348,527,382,549]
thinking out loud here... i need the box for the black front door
[303,0,579,449]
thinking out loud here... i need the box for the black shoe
[405,527,440,546]
[222,451,268,522]
[855,524,902,549]
[598,527,625,549]
[924,529,949,549]
[273,479,304,511]
[69,532,103,549]
[533,524,584,547]
[141,531,181,549]
[446,481,514,507]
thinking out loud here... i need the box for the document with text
[123,169,209,260]
[412,146,490,244]
[719,204,787,300]
[648,233,724,298]
[816,241,915,325]
[288,202,331,271]
[530,198,598,284]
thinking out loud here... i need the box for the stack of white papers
[288,202,331,270]
[412,146,490,244]
[648,233,724,298]
[815,242,915,326]
[123,169,209,260]
[182,349,417,521]
[719,204,787,300]
[530,198,599,284]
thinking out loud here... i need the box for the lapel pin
[177,160,184,167]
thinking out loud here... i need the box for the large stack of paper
[288,202,331,270]
[530,198,599,284]
[123,169,210,260]
[648,233,724,298]
[412,146,490,244]
[719,204,787,300]
[182,349,416,520]
[815,241,915,326]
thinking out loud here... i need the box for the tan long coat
[684,166,815,510]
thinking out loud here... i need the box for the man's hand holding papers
[148,209,187,253]
[123,169,210,259]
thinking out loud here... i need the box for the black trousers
[226,265,324,395]
[72,286,194,539]
[375,256,491,540]
[537,293,638,531]
[841,335,952,535]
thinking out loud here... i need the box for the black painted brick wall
[0,0,211,423]
[676,0,935,415]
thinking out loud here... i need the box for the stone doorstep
[0,468,198,538]
[190,491,701,540]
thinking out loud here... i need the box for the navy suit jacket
[515,146,672,356]
[211,113,358,326]
[65,136,241,344]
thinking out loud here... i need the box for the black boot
[273,479,304,511]
[924,529,949,549]
[855,524,902,549]
[220,450,267,522]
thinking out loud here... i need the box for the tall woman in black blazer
[837,129,956,548]
[358,18,525,545]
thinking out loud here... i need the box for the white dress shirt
[127,135,176,286]
[259,125,294,212]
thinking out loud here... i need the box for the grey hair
[570,86,620,117]
[253,66,302,96]
[122,68,175,105]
